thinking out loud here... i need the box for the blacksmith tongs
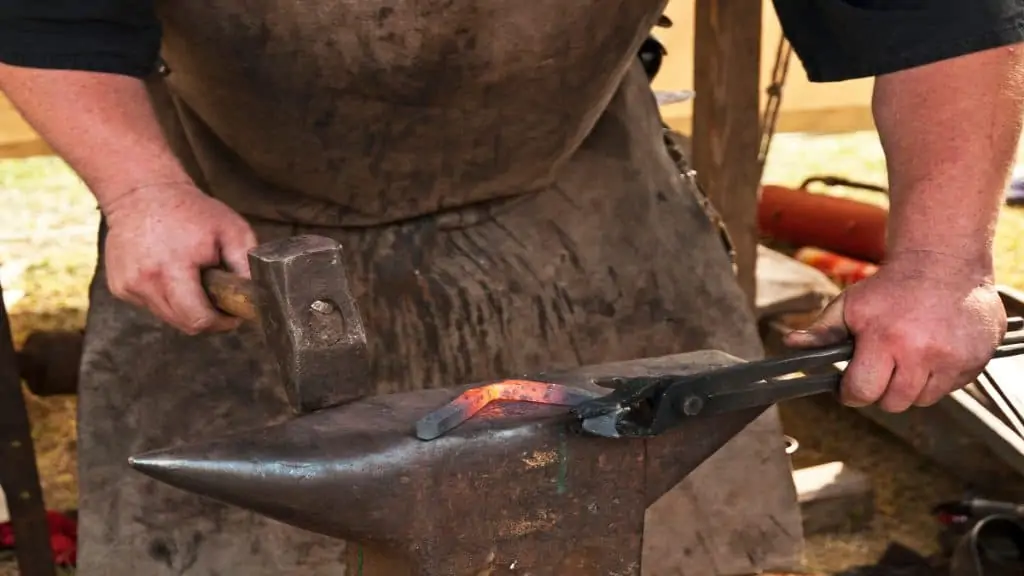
[573,317,1024,439]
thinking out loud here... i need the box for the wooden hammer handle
[200,269,258,321]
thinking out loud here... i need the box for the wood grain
[200,269,258,321]
[692,0,763,309]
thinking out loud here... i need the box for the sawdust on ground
[1,132,1023,575]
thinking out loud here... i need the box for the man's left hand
[784,253,1006,413]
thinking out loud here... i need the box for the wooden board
[793,461,874,536]
[755,245,839,320]
[654,0,876,135]
[691,0,763,308]
[0,485,8,524]
[0,95,49,159]
[644,407,804,575]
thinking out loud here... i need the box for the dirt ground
[1,131,1023,575]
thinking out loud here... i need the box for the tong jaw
[570,375,678,439]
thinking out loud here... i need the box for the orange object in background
[758,178,889,263]
[795,246,878,287]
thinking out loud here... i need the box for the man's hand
[785,253,1006,413]
[0,67,260,334]
[782,43,1024,413]
[102,183,259,335]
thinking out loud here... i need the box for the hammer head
[248,235,371,414]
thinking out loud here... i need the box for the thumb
[218,225,258,279]
[784,292,850,348]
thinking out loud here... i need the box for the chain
[758,35,793,178]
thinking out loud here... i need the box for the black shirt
[0,0,1022,82]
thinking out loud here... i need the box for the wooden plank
[0,95,50,159]
[692,0,763,309]
[0,485,8,523]
[654,0,875,136]
[0,288,56,576]
[663,105,877,137]
[643,408,804,575]
[755,245,839,320]
[793,461,874,536]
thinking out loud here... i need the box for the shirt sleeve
[0,0,161,78]
[772,0,1024,82]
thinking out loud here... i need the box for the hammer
[199,235,372,414]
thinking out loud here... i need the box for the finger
[113,267,179,324]
[784,293,849,348]
[218,225,258,278]
[206,315,244,333]
[127,285,181,328]
[877,363,928,413]
[111,283,146,309]
[839,340,894,407]
[913,371,959,407]
[107,272,148,310]
[163,267,232,335]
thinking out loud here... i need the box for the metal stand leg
[0,287,56,576]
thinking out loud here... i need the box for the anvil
[128,350,768,575]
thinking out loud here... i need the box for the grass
[1,131,1023,574]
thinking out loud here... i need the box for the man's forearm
[0,63,189,210]
[873,43,1024,276]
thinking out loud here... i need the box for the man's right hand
[101,182,259,335]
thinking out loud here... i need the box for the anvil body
[130,350,786,575]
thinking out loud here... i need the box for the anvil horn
[129,351,763,575]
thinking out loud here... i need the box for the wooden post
[691,0,763,308]
[0,287,56,576]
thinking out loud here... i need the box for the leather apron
[75,1,801,573]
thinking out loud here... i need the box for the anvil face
[130,350,762,575]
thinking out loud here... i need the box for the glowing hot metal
[415,380,600,440]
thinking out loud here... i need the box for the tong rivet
[679,395,704,416]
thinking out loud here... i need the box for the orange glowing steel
[467,380,582,404]
[415,380,600,441]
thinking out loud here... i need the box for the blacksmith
[1,0,1021,574]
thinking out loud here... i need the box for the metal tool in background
[0,286,55,576]
[199,234,371,413]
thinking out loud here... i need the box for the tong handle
[678,372,842,418]
[679,316,1024,419]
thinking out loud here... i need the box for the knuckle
[839,293,872,331]
[108,279,130,300]
[243,229,259,247]
[878,386,920,414]
[209,317,243,333]
[887,329,940,359]
[842,382,883,406]
[178,323,202,336]
[185,313,216,334]
[225,223,257,247]
[914,389,944,408]
[136,265,165,286]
